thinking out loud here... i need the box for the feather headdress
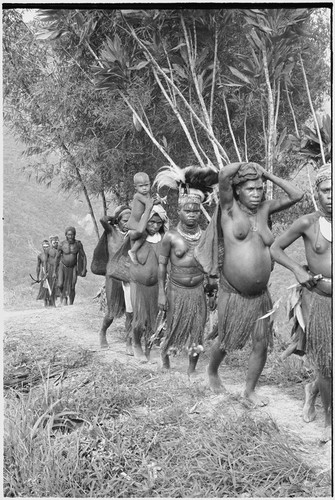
[154,165,219,205]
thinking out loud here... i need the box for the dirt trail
[4,300,331,475]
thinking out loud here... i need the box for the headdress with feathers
[153,165,219,206]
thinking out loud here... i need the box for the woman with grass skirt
[199,162,303,406]
[270,164,332,442]
[98,205,132,350]
[128,199,169,362]
[158,190,215,375]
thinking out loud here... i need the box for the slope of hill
[3,129,105,307]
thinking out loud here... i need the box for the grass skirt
[306,291,332,378]
[106,275,125,319]
[130,281,158,342]
[161,280,206,353]
[218,274,273,351]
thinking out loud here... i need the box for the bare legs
[160,348,201,375]
[303,374,331,442]
[244,338,269,406]
[302,379,319,422]
[207,338,268,405]
[207,340,226,393]
[132,325,149,363]
[99,314,113,349]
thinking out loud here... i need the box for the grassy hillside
[3,129,105,308]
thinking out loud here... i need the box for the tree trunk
[74,165,100,239]
[60,142,100,239]
[262,46,275,200]
[101,190,107,216]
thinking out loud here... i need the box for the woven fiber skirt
[130,281,159,342]
[306,291,332,378]
[105,275,125,319]
[160,279,206,353]
[218,274,273,351]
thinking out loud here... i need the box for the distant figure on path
[202,162,303,405]
[98,205,133,350]
[270,163,332,442]
[55,226,87,305]
[47,235,60,306]
[36,239,52,307]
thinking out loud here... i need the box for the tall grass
[4,354,329,498]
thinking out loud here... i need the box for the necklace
[237,201,258,231]
[177,223,202,241]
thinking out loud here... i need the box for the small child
[127,172,153,265]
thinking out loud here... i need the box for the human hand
[294,268,319,291]
[158,292,168,311]
[145,198,155,211]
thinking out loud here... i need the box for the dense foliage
[3,7,330,230]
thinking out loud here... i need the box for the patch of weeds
[262,350,313,388]
[4,333,93,392]
[4,356,330,498]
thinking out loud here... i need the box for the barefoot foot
[133,345,148,363]
[207,367,225,394]
[244,390,269,407]
[320,425,331,443]
[302,382,318,422]
[126,344,134,356]
[99,332,109,350]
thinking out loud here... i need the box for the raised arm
[158,232,172,311]
[259,166,304,214]
[100,215,116,234]
[54,244,62,277]
[270,216,317,289]
[218,163,244,210]
[78,241,87,276]
[36,255,42,280]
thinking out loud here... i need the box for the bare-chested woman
[158,191,212,375]
[55,226,87,305]
[207,162,303,405]
[271,164,332,442]
[128,200,169,362]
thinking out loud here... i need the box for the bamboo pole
[306,161,318,210]
[181,15,224,170]
[299,54,326,165]
[122,22,230,165]
[285,81,300,137]
[153,69,206,168]
[221,89,242,161]
[120,92,179,169]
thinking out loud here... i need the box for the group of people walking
[96,162,331,442]
[35,227,87,306]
